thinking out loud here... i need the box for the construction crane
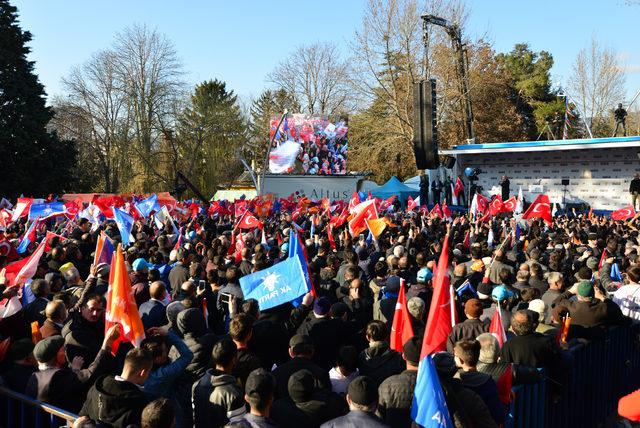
[422,14,475,143]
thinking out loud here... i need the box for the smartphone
[198,280,206,291]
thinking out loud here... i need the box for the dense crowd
[0,195,640,428]
[269,116,348,175]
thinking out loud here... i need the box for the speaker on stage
[412,79,438,170]
[442,156,456,169]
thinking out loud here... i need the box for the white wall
[455,146,639,210]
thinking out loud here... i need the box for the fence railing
[506,322,640,428]
[0,386,77,428]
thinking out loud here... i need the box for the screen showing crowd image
[268,114,348,175]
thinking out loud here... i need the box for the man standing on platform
[613,103,627,137]
[500,175,510,201]
[444,175,453,205]
[419,172,429,208]
[630,172,640,211]
[431,177,442,205]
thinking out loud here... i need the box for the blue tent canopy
[371,176,419,204]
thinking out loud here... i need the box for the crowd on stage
[0,190,639,428]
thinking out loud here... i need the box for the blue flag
[455,279,477,298]
[29,202,65,220]
[135,194,160,218]
[411,355,454,428]
[17,220,38,254]
[239,256,308,311]
[610,262,623,282]
[113,207,135,246]
[289,229,312,292]
[515,223,521,241]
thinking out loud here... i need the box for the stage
[440,136,640,210]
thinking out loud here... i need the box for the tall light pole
[422,14,475,144]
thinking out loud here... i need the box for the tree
[0,0,77,198]
[55,49,133,192]
[247,89,299,170]
[497,44,562,139]
[568,36,626,137]
[175,80,247,196]
[268,42,353,116]
[113,24,185,192]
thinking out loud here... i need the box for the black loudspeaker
[442,155,456,169]
[412,79,438,170]
[561,179,570,186]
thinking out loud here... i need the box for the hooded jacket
[357,341,405,387]
[174,308,217,381]
[378,369,418,428]
[192,369,246,428]
[80,375,149,428]
[457,370,506,425]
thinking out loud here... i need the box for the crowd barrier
[506,323,640,428]
[0,386,77,428]
[0,324,638,428]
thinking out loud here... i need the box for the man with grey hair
[542,272,564,323]
[476,333,542,385]
[407,297,426,339]
[40,300,68,338]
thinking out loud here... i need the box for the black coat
[272,357,332,399]
[297,317,347,370]
[378,369,418,428]
[446,318,490,353]
[80,375,149,428]
[26,348,112,413]
[192,369,246,428]
[357,342,405,387]
[271,392,346,428]
[139,298,168,330]
[320,410,388,428]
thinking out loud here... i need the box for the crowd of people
[269,115,348,175]
[0,193,639,428]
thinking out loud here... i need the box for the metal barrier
[506,323,640,428]
[0,386,77,428]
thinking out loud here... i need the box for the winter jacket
[553,290,627,328]
[139,298,168,330]
[297,316,347,370]
[144,331,193,399]
[272,357,332,399]
[446,318,490,353]
[192,369,246,428]
[320,410,388,428]
[26,348,112,413]
[377,369,418,428]
[80,375,149,428]
[357,342,405,387]
[271,392,346,428]
[457,370,506,425]
[233,347,262,388]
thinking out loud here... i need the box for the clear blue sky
[12,0,640,104]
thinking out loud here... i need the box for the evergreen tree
[0,0,76,198]
[177,79,246,195]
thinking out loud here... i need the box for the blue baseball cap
[491,285,513,302]
[417,268,433,282]
[132,258,150,272]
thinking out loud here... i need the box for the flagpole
[259,110,288,196]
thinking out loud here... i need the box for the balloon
[464,167,475,178]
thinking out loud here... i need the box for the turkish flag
[611,205,636,221]
[442,201,452,219]
[476,194,490,214]
[429,203,443,219]
[497,363,513,405]
[348,192,361,214]
[238,212,261,230]
[330,206,349,228]
[420,235,454,357]
[348,200,378,237]
[489,303,507,347]
[454,178,464,197]
[234,200,248,219]
[502,196,517,212]
[390,279,414,353]
[522,194,552,225]
[407,196,418,211]
[489,196,504,216]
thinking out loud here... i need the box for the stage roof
[441,136,640,155]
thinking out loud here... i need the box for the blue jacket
[144,331,194,399]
